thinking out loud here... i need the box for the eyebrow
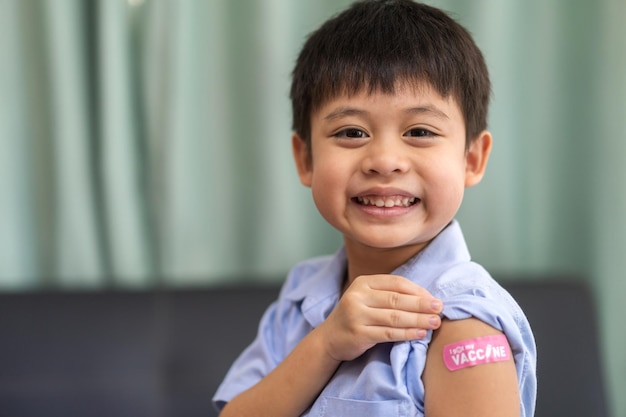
[404,105,450,119]
[323,105,449,121]
[323,107,367,121]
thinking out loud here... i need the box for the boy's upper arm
[422,318,520,417]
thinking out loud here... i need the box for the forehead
[312,81,464,123]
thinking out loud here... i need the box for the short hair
[290,0,491,149]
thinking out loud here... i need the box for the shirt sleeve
[414,269,537,417]
[212,299,284,412]
[212,254,340,413]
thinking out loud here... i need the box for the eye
[404,128,435,138]
[334,128,369,139]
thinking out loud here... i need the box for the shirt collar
[394,220,471,287]
[282,220,470,327]
[283,247,346,327]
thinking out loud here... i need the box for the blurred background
[1,0,624,415]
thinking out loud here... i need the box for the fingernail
[431,300,442,312]
[429,315,441,327]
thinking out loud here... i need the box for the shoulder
[428,261,526,327]
[418,262,537,416]
[423,317,520,417]
[427,261,535,368]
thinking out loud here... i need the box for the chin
[351,235,429,251]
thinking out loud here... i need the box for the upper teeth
[356,196,416,207]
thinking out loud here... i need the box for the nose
[360,137,410,176]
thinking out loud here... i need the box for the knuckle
[341,290,360,308]
[354,275,370,287]
[390,275,403,287]
[388,292,400,308]
[389,310,401,327]
[384,328,396,341]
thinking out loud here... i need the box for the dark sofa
[0,281,609,417]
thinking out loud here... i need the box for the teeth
[356,196,417,207]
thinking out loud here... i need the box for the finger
[350,275,442,313]
[367,325,429,342]
[369,308,442,330]
[364,275,440,302]
[362,274,420,293]
[366,290,443,315]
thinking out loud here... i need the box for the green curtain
[1,0,625,414]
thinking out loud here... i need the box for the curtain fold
[593,0,626,412]
[98,0,154,284]
[0,0,38,285]
[1,0,625,414]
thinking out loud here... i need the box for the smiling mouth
[354,195,419,208]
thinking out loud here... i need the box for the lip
[353,187,418,199]
[351,187,421,213]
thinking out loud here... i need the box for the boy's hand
[318,275,443,362]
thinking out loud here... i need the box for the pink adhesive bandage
[442,334,511,371]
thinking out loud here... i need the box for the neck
[343,240,428,285]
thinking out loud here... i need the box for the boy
[214,1,536,416]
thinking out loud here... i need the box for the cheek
[310,168,341,202]
[309,152,346,189]
[309,159,349,220]
[424,156,467,207]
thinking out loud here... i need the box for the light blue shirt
[213,220,537,416]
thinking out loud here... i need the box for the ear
[464,130,492,188]
[292,133,313,187]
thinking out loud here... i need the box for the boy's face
[293,83,491,256]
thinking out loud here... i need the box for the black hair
[290,0,491,149]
